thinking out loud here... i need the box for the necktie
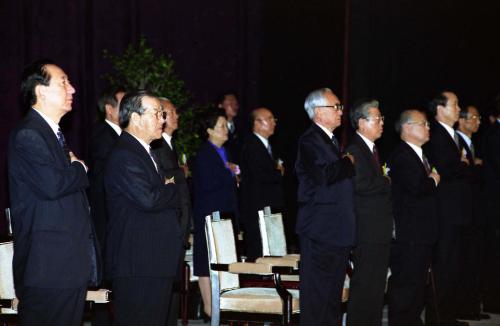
[331,135,339,148]
[372,144,381,169]
[56,128,71,163]
[266,143,273,157]
[453,131,460,148]
[469,142,475,161]
[422,154,431,174]
[148,147,161,175]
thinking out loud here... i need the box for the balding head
[251,107,276,139]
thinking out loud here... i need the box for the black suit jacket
[105,131,182,278]
[8,109,99,292]
[346,133,393,244]
[482,120,500,227]
[151,136,192,245]
[225,116,246,163]
[388,141,438,244]
[423,120,472,226]
[192,141,239,224]
[88,121,119,252]
[240,133,284,221]
[295,123,356,247]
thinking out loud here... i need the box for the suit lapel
[354,133,381,175]
[122,132,162,181]
[252,134,275,165]
[30,109,69,167]
[311,124,341,156]
[401,142,428,176]
[433,121,461,155]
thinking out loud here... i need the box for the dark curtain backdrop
[1,0,500,235]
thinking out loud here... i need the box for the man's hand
[344,153,355,164]
[164,176,175,185]
[429,172,440,186]
[69,151,88,171]
[474,158,483,165]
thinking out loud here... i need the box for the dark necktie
[372,144,381,169]
[453,131,460,148]
[331,135,339,148]
[469,142,475,161]
[266,143,273,157]
[148,147,162,176]
[422,154,431,174]
[56,128,71,163]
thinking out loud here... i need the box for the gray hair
[350,99,379,129]
[395,109,421,134]
[304,88,333,120]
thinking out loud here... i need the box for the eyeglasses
[143,109,166,120]
[365,115,385,123]
[407,121,430,127]
[256,117,278,123]
[466,115,481,121]
[316,104,344,112]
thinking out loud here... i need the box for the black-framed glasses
[365,115,385,123]
[143,109,167,120]
[316,104,344,112]
[407,121,430,127]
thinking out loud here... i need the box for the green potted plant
[103,36,208,163]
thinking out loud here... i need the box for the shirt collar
[405,141,424,161]
[32,108,59,137]
[437,120,456,140]
[105,119,122,135]
[455,130,471,147]
[314,122,333,139]
[128,132,151,154]
[356,131,375,153]
[162,132,173,149]
[253,132,269,148]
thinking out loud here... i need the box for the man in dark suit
[386,110,440,326]
[151,97,192,325]
[455,105,491,320]
[87,86,125,326]
[88,86,125,260]
[240,107,285,260]
[423,91,472,326]
[481,102,500,314]
[105,91,182,326]
[346,99,393,326]
[8,60,99,326]
[218,91,245,163]
[295,88,355,325]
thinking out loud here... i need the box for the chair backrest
[205,212,239,291]
[258,208,287,257]
[0,241,17,314]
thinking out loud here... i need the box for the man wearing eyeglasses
[455,105,490,321]
[386,110,440,326]
[295,88,355,325]
[104,90,182,326]
[423,91,472,326]
[240,107,284,260]
[345,99,393,326]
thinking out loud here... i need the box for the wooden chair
[205,211,300,325]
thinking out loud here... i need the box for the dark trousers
[347,243,390,326]
[243,212,263,261]
[425,225,463,325]
[482,226,500,312]
[299,236,350,325]
[18,284,87,326]
[387,243,432,326]
[456,226,482,315]
[112,277,173,326]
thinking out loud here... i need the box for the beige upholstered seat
[205,212,299,325]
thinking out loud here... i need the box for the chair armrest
[86,289,111,303]
[256,256,299,269]
[0,298,18,310]
[284,254,300,262]
[211,262,272,274]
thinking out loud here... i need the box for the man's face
[439,92,461,124]
[358,107,384,141]
[139,96,165,142]
[404,111,430,145]
[314,91,343,131]
[160,99,179,134]
[219,94,239,119]
[108,91,125,124]
[253,108,276,139]
[38,64,76,114]
[460,106,481,134]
